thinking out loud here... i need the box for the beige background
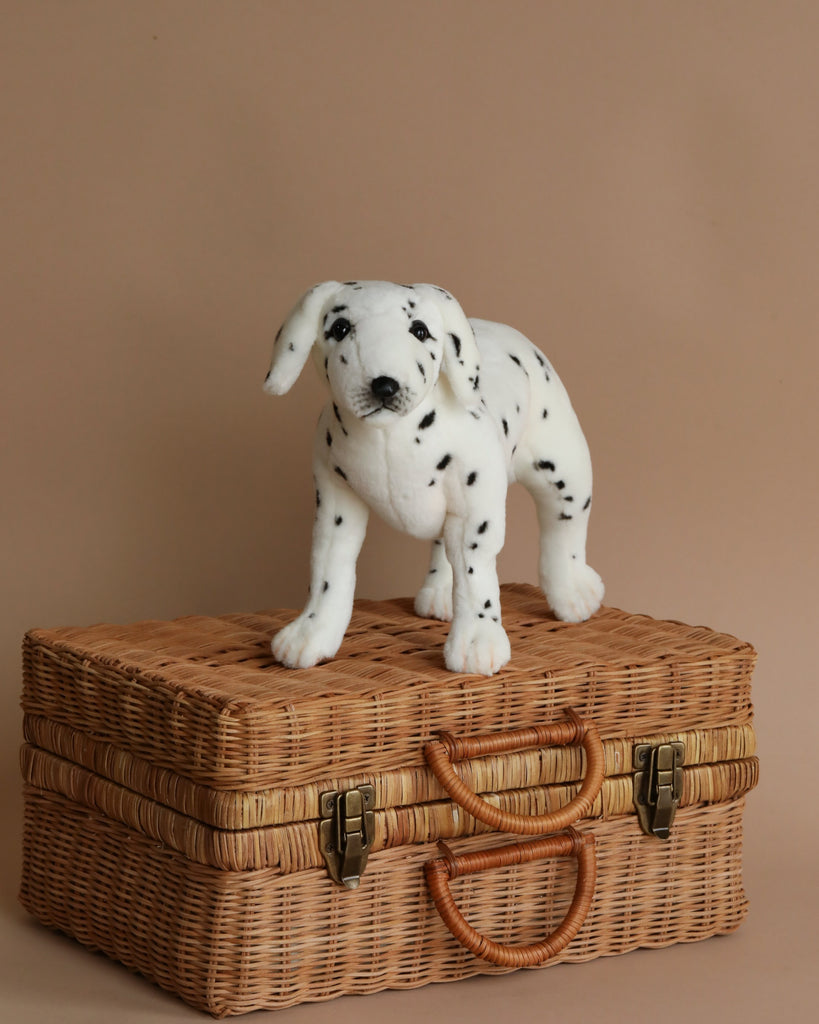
[1,1,817,1020]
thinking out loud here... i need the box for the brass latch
[319,785,375,889]
[633,741,685,840]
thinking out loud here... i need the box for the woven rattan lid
[21,584,756,791]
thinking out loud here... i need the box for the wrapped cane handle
[424,710,605,834]
[425,829,596,967]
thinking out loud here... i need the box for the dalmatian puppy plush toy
[264,280,603,676]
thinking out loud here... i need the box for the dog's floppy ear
[413,284,481,411]
[264,281,340,395]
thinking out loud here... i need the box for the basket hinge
[633,741,685,840]
[319,785,375,889]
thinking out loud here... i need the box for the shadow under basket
[19,584,758,1016]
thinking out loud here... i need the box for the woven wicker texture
[21,785,751,1017]
[22,584,756,790]
[21,714,757,829]
[20,743,758,872]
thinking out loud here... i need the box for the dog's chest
[331,423,450,539]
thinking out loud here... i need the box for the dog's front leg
[272,459,369,669]
[442,512,511,676]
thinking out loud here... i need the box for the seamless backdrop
[1,2,817,1022]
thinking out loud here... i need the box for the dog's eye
[410,320,430,341]
[329,318,351,341]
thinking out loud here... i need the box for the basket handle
[424,829,596,967]
[424,709,605,834]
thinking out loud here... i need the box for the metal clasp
[633,741,684,840]
[319,785,375,889]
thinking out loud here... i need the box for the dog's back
[469,318,587,486]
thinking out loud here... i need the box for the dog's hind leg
[518,457,604,623]
[414,539,453,621]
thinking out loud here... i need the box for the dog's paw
[414,583,453,622]
[271,614,343,669]
[444,617,511,676]
[545,563,605,623]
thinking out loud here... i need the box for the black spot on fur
[437,454,452,471]
[335,515,343,526]
[502,418,509,436]
[467,471,478,486]
[331,305,348,314]
[274,325,283,343]
[555,480,566,490]
[536,460,555,472]
[315,489,321,507]
[478,521,489,534]
[484,599,492,608]
[473,373,479,391]
[340,354,348,364]
[583,497,592,510]
[429,351,437,361]
[468,567,474,574]
[333,403,349,436]
[542,409,549,419]
[323,580,330,592]
[289,342,295,352]
[559,512,573,520]
[509,354,522,367]
[564,495,574,502]
[417,361,427,381]
[478,613,485,619]
[470,542,479,550]
[428,479,436,486]
[334,466,347,481]
[419,410,436,430]
[450,333,461,357]
[535,351,545,367]
[326,431,333,447]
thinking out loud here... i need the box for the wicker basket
[20,584,758,1016]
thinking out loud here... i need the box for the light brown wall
[1,2,816,1019]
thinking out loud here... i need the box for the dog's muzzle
[358,376,412,418]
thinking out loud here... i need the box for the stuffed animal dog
[264,281,603,675]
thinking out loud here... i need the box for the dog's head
[263,281,482,422]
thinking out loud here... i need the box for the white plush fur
[264,281,603,675]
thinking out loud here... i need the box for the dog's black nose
[371,376,400,400]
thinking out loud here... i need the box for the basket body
[19,584,758,1016]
